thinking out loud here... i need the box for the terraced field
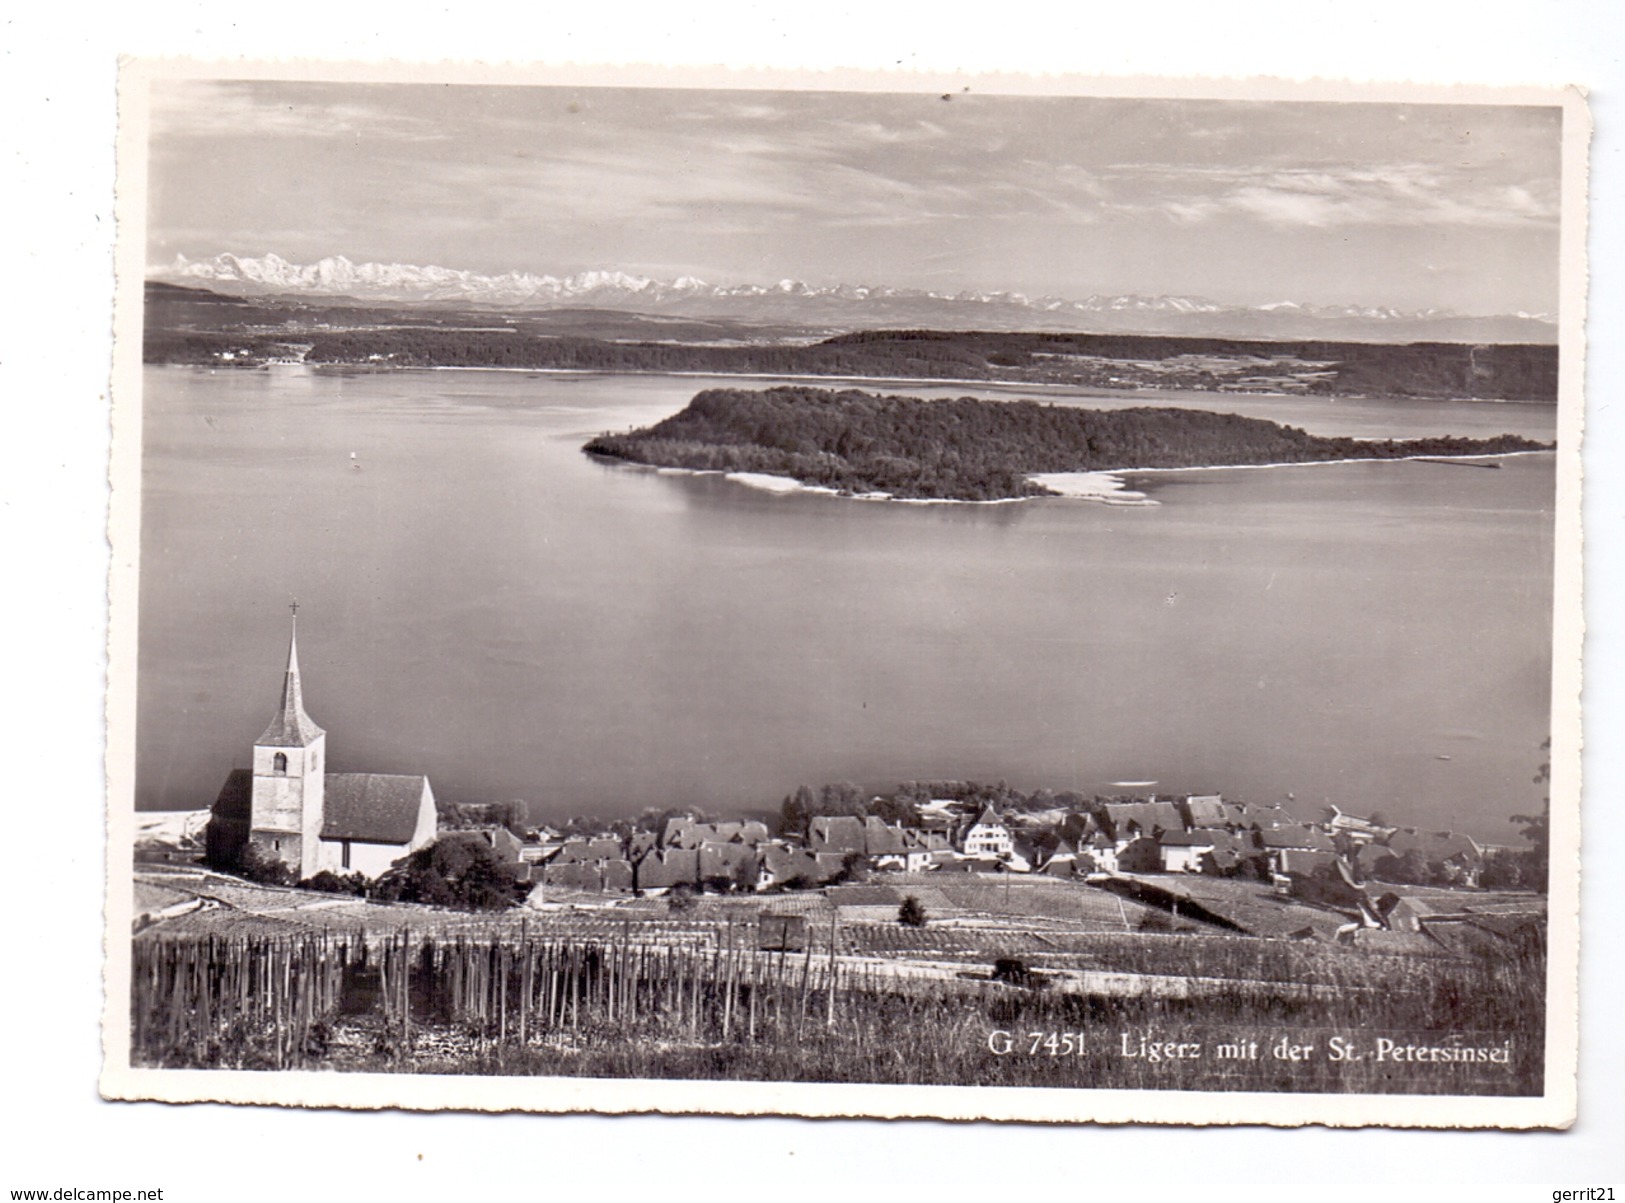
[126,867,1348,961]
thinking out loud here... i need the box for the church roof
[321,773,429,844]
[257,619,325,747]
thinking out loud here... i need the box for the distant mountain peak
[153,252,1557,344]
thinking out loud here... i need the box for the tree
[666,882,697,913]
[869,793,922,827]
[779,785,817,839]
[898,895,928,927]
[894,781,932,808]
[372,837,521,911]
[437,799,528,836]
[1371,848,1431,886]
[819,782,868,816]
[303,870,366,895]
[1509,739,1552,891]
[1027,830,1061,860]
[1024,788,1057,814]
[832,851,869,885]
[237,841,295,887]
[1479,850,1526,890]
[490,800,529,836]
[560,814,604,838]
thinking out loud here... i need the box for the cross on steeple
[290,599,300,617]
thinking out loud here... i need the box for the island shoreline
[597,448,1555,508]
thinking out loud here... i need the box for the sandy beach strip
[1029,448,1550,505]
[1026,471,1158,506]
[612,448,1550,507]
[1119,447,1553,477]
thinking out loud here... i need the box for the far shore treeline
[583,387,1554,502]
[142,282,1558,403]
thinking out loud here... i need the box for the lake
[134,367,1557,840]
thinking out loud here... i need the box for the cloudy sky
[146,81,1563,313]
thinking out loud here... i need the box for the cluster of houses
[438,792,1497,901]
[207,616,1509,908]
[1064,795,1490,891]
[446,813,951,895]
[206,340,316,367]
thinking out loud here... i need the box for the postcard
[103,59,1585,1126]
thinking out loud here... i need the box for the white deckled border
[101,58,1589,1129]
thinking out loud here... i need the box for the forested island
[584,387,1555,501]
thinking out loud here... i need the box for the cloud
[376,105,972,238]
[1113,162,1559,230]
[145,83,1563,311]
[149,80,449,144]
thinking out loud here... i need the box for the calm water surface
[135,367,1556,839]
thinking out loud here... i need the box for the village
[124,613,1549,1086]
[412,785,1542,954]
[137,775,1548,961]
[136,612,1547,964]
[130,769,1550,1088]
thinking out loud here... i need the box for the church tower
[247,607,327,877]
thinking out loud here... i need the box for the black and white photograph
[102,61,1584,1127]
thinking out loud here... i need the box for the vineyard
[130,924,1546,1091]
[132,927,865,1072]
[126,865,1546,1092]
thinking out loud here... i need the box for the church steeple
[257,604,325,747]
[247,602,328,878]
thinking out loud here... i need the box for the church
[207,611,438,880]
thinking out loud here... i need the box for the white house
[1158,829,1215,874]
[1086,833,1119,874]
[903,848,937,872]
[961,805,1014,859]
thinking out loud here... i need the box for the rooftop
[321,773,429,844]
[256,618,325,748]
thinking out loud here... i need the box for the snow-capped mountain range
[153,252,1558,343]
